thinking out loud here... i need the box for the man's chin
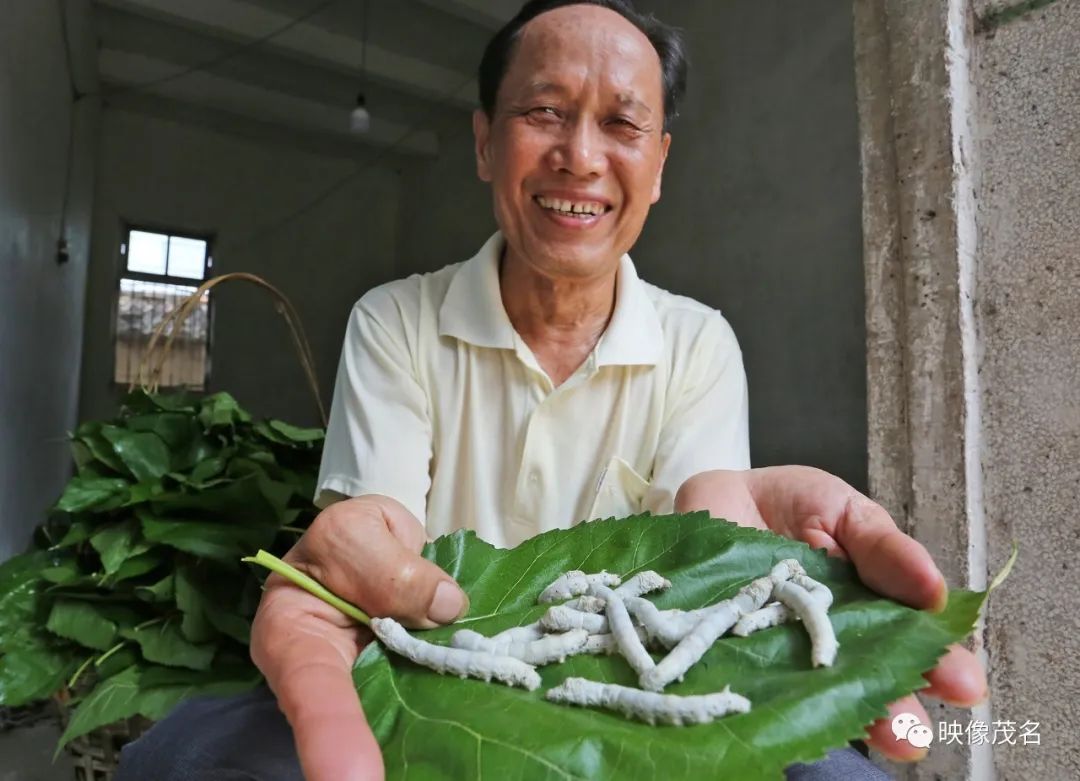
[518,234,622,276]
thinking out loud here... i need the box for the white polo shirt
[316,233,750,548]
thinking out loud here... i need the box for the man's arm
[252,495,467,781]
[643,311,750,513]
[252,294,466,781]
[316,297,433,520]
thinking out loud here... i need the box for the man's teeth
[536,196,606,216]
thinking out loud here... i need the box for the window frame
[112,221,217,390]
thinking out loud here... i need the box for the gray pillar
[856,0,1080,778]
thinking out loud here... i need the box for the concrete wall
[79,109,406,427]
[633,0,868,490]
[858,0,1080,777]
[396,0,869,490]
[972,1,1080,777]
[0,0,99,560]
[395,123,495,275]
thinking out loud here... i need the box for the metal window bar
[113,225,213,390]
[114,279,210,390]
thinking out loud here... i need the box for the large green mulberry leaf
[353,513,988,780]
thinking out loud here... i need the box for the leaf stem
[989,543,1019,591]
[133,616,166,631]
[95,641,128,667]
[242,549,370,625]
[67,656,94,690]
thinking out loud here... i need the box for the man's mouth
[534,195,611,219]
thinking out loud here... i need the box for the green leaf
[0,634,78,707]
[175,567,217,643]
[254,419,325,446]
[187,453,230,485]
[126,412,218,472]
[112,551,165,583]
[203,605,251,646]
[73,423,128,475]
[53,519,95,548]
[139,512,277,564]
[100,425,172,482]
[122,480,166,507]
[90,521,151,575]
[120,623,216,671]
[151,472,290,526]
[45,600,118,651]
[58,666,141,746]
[198,392,252,429]
[122,389,198,414]
[40,558,84,585]
[135,573,175,603]
[353,513,989,781]
[54,477,130,513]
[57,663,261,747]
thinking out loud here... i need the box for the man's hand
[675,466,988,762]
[250,495,469,781]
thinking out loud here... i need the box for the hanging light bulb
[350,93,371,133]
[350,0,371,134]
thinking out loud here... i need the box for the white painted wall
[79,108,405,426]
[631,0,868,489]
[0,0,100,560]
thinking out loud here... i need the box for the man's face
[474,5,671,279]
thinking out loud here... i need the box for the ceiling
[92,0,524,157]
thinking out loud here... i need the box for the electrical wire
[56,0,80,256]
[102,0,341,99]
[58,0,475,253]
[223,73,476,251]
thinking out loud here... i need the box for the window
[114,226,213,390]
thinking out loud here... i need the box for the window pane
[127,230,168,275]
[115,278,209,390]
[167,236,207,280]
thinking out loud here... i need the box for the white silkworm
[541,605,609,633]
[489,622,545,644]
[772,579,838,667]
[563,595,608,613]
[371,618,541,690]
[546,677,751,726]
[732,575,833,637]
[589,584,655,677]
[581,627,651,655]
[538,570,621,603]
[451,627,590,665]
[624,597,698,648]
[640,560,803,692]
[614,570,672,598]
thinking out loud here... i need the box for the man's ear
[650,132,672,204]
[473,109,493,182]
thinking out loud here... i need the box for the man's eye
[609,117,645,133]
[528,107,561,119]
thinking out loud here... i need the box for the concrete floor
[0,723,74,781]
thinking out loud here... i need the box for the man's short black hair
[477,0,689,131]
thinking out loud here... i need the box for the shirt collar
[438,232,664,366]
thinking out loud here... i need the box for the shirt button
[529,471,540,485]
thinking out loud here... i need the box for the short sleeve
[643,314,750,514]
[315,294,433,523]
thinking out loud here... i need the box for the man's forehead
[505,5,662,97]
[519,80,654,115]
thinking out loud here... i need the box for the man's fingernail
[428,581,468,624]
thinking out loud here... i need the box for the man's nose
[548,119,607,178]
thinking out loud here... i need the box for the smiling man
[116,2,985,780]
